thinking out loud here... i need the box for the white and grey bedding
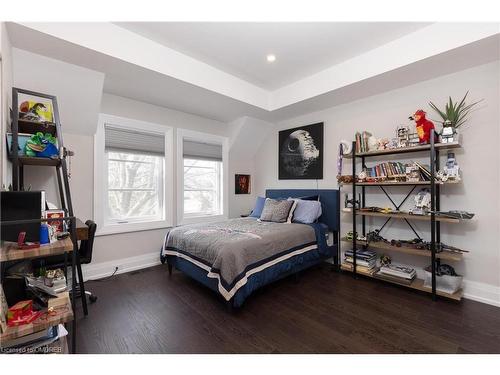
[162,217,318,300]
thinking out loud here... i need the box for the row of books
[364,162,407,179]
[354,131,372,154]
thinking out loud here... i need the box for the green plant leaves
[428,91,483,129]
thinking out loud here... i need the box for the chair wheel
[89,295,98,303]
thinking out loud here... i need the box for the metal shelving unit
[2,87,79,352]
[342,132,464,301]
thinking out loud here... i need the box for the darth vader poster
[278,122,323,180]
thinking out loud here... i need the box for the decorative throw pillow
[259,198,295,223]
[249,196,266,218]
[289,198,322,224]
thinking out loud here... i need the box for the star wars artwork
[235,174,251,194]
[278,122,323,180]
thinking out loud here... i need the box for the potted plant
[429,91,483,143]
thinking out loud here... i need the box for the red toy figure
[411,109,435,144]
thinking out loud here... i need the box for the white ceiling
[6,22,500,126]
[115,22,431,90]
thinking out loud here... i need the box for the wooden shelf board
[340,180,460,186]
[11,156,61,166]
[344,141,462,158]
[0,237,73,262]
[340,238,463,261]
[0,292,73,343]
[341,208,460,223]
[340,264,463,301]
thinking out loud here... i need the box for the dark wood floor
[75,263,500,354]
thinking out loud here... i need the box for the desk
[75,218,89,241]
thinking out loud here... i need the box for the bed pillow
[249,196,266,218]
[289,198,322,224]
[259,198,296,223]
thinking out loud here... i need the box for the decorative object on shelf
[380,254,391,266]
[405,163,421,182]
[19,100,54,123]
[344,193,360,209]
[337,175,356,184]
[235,174,251,194]
[396,125,410,148]
[6,133,32,157]
[436,152,460,182]
[429,91,483,130]
[377,138,389,150]
[432,211,474,220]
[337,140,352,178]
[409,109,435,144]
[424,264,463,294]
[440,121,456,143]
[24,132,58,158]
[367,135,378,151]
[346,230,366,241]
[409,188,431,215]
[278,122,323,180]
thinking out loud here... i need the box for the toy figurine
[24,132,58,158]
[410,110,435,144]
[409,188,432,215]
[437,152,461,182]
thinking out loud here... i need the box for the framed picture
[279,122,323,180]
[235,174,251,194]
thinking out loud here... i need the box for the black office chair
[36,220,97,316]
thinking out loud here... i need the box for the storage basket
[424,270,463,294]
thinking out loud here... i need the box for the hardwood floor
[75,263,500,354]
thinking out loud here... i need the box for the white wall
[255,61,500,306]
[1,23,13,187]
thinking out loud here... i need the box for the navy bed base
[164,189,340,308]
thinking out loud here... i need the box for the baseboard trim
[463,279,500,307]
[83,255,500,308]
[82,251,161,281]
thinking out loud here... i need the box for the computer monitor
[1,191,45,242]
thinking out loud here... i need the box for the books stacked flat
[0,324,68,354]
[376,264,417,285]
[344,249,378,274]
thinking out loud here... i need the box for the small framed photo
[235,174,251,194]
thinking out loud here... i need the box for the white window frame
[177,128,228,225]
[94,114,173,236]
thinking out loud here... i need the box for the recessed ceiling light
[266,54,276,63]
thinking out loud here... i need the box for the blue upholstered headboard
[265,189,340,232]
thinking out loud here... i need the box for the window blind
[105,125,165,156]
[183,139,222,161]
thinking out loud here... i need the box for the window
[95,114,173,235]
[183,158,222,217]
[106,151,163,224]
[177,129,228,224]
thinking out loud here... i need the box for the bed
[160,189,340,308]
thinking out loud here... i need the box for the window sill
[96,219,172,237]
[180,214,226,226]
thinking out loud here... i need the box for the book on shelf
[375,270,415,285]
[342,262,379,275]
[345,249,377,259]
[379,264,416,280]
[344,257,376,269]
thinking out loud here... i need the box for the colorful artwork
[235,174,251,194]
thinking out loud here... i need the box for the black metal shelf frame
[350,132,442,300]
[7,87,79,352]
